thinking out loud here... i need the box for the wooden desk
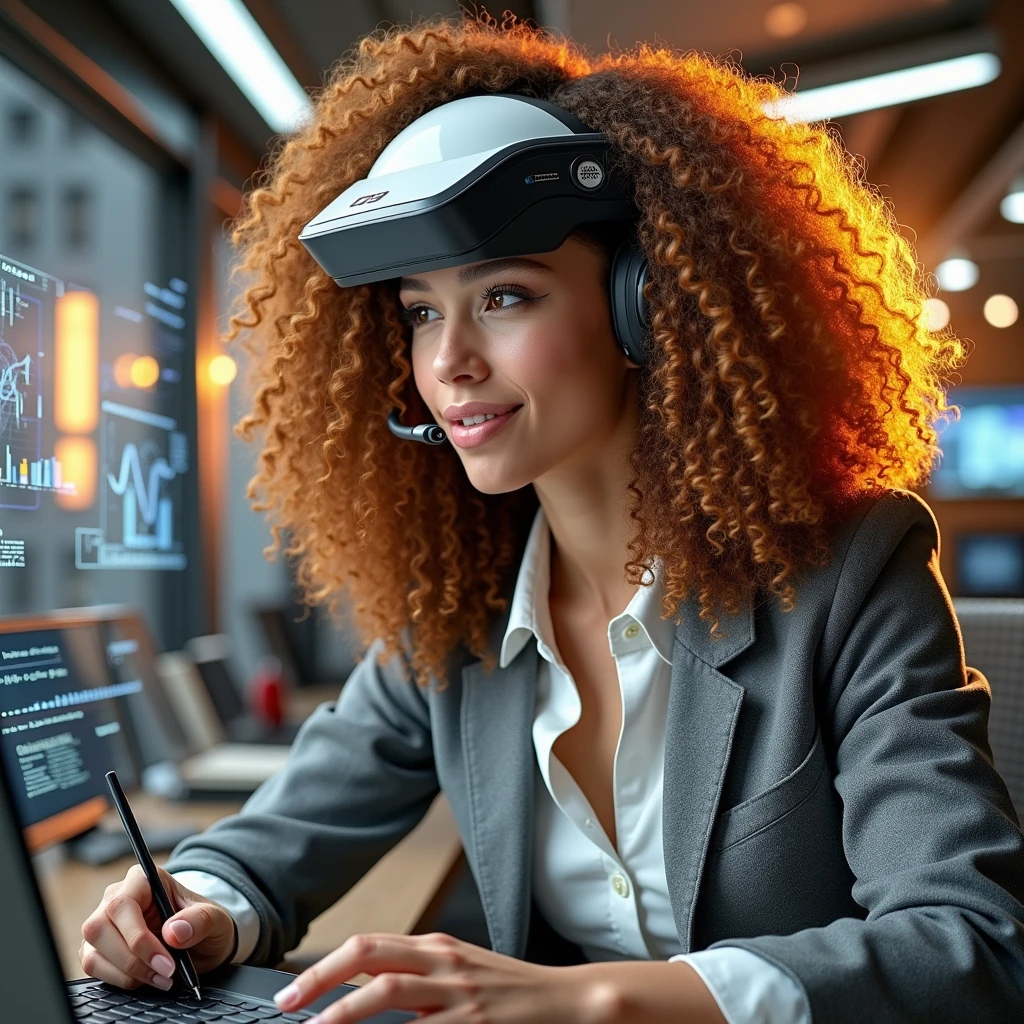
[37,792,464,986]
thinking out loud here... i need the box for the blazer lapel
[663,597,753,951]
[460,605,538,958]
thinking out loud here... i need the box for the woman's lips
[450,406,523,448]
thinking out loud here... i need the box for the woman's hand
[79,864,237,991]
[272,931,610,1023]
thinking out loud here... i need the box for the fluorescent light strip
[766,52,1001,123]
[169,0,312,133]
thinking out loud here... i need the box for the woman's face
[399,235,641,495]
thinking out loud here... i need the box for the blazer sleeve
[162,637,439,967]
[710,492,1024,1022]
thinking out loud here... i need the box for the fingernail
[152,974,173,991]
[150,954,175,978]
[274,983,300,1009]
[168,920,193,943]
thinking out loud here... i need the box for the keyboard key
[221,1015,259,1023]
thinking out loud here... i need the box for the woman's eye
[400,305,438,327]
[483,286,532,309]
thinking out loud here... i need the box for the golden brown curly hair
[228,11,965,689]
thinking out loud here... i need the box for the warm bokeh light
[113,353,136,389]
[935,257,979,292]
[55,290,99,433]
[130,355,160,388]
[208,354,238,386]
[921,297,950,331]
[54,436,96,510]
[764,2,808,39]
[983,294,1019,328]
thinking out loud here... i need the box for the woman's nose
[432,321,487,382]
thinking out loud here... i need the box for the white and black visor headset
[298,93,652,445]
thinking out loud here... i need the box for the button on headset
[570,155,606,192]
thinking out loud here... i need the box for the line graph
[77,401,187,569]
[0,349,30,432]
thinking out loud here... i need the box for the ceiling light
[935,257,979,292]
[766,51,1000,123]
[983,294,1018,328]
[168,0,311,133]
[764,3,808,39]
[921,297,950,331]
[1000,174,1024,224]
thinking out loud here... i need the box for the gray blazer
[165,490,1024,1022]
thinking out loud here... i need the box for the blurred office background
[0,0,1023,682]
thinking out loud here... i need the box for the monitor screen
[929,387,1024,499]
[955,533,1024,597]
[0,615,150,851]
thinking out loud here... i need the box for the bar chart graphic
[0,262,70,509]
[75,401,188,570]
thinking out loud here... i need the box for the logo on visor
[351,191,390,207]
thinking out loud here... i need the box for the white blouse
[175,504,810,1023]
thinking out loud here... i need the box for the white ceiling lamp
[767,51,999,123]
[169,0,312,134]
[983,294,1019,328]
[935,255,980,292]
[921,297,950,332]
[999,174,1024,224]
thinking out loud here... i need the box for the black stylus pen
[105,770,202,1001]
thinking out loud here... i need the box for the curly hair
[227,11,965,690]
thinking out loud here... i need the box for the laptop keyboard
[69,980,314,1022]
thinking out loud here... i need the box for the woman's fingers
[78,940,173,992]
[304,973,448,1024]
[275,934,440,1012]
[102,886,177,980]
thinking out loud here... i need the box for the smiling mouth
[448,406,523,448]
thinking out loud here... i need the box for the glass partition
[0,52,198,649]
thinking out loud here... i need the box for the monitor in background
[929,386,1024,499]
[184,634,246,727]
[956,533,1024,597]
[0,614,144,851]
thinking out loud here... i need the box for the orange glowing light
[764,2,808,39]
[208,354,237,386]
[55,290,99,433]
[113,353,136,389]
[130,355,160,388]
[54,436,96,510]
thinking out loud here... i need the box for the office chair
[953,598,1024,821]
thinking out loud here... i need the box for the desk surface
[36,685,463,986]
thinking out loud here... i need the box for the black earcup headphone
[608,235,651,368]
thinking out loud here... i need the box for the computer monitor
[955,533,1024,597]
[0,609,176,851]
[930,386,1024,499]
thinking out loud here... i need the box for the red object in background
[249,656,285,729]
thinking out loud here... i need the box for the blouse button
[623,623,640,640]
[584,817,595,829]
[610,873,630,898]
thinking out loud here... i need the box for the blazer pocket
[711,729,828,853]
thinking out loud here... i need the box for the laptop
[0,612,414,1023]
[153,646,293,797]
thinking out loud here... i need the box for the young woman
[80,14,1024,1024]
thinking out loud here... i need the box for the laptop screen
[0,616,146,850]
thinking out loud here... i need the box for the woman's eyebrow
[399,256,553,293]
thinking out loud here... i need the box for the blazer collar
[461,575,754,957]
